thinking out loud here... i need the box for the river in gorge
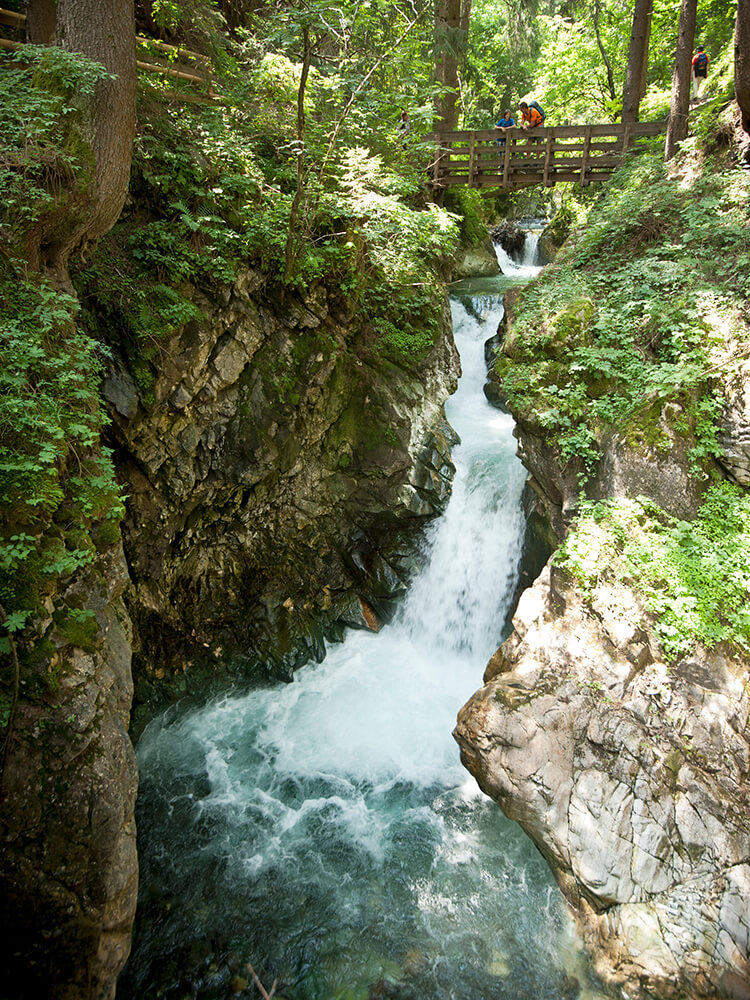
[120,237,607,1000]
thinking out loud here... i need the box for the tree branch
[246,963,277,1000]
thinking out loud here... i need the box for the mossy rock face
[537,232,558,264]
[97,268,460,706]
[548,296,594,353]
[0,542,138,1000]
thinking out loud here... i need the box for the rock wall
[0,544,138,1000]
[1,267,460,999]
[455,293,750,997]
[103,269,460,711]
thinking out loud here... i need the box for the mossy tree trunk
[664,0,697,160]
[736,0,750,134]
[31,0,137,281]
[622,0,652,123]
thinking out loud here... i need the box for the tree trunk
[664,0,697,160]
[35,0,137,279]
[459,0,471,37]
[284,23,311,282]
[593,0,616,104]
[736,0,750,134]
[639,6,652,99]
[622,0,652,123]
[434,0,462,130]
[25,0,56,42]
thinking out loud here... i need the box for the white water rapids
[122,241,604,1000]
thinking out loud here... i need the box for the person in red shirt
[692,46,709,102]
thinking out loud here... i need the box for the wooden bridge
[429,121,668,190]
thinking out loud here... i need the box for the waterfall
[122,267,604,1000]
[522,231,541,267]
[494,237,541,278]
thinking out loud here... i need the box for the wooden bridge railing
[428,121,667,190]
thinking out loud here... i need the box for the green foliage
[77,89,458,375]
[555,484,750,661]
[0,267,123,639]
[57,607,98,654]
[498,151,750,476]
[457,0,738,130]
[444,187,491,247]
[0,45,111,251]
[533,8,627,124]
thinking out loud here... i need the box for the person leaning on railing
[519,101,543,143]
[494,109,515,147]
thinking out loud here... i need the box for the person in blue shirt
[495,109,515,147]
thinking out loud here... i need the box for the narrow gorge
[2,2,750,998]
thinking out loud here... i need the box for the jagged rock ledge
[455,561,750,999]
[103,267,461,722]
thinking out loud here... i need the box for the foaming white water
[495,232,542,277]
[126,256,604,1000]
[522,230,541,266]
[138,296,528,794]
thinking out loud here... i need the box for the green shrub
[0,45,112,253]
[555,483,750,661]
[498,151,750,478]
[0,269,123,643]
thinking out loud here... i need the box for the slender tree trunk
[593,0,616,103]
[35,0,137,279]
[622,0,652,122]
[284,23,311,282]
[25,0,56,42]
[639,7,652,99]
[664,0,697,160]
[459,0,471,37]
[434,0,461,130]
[736,0,750,134]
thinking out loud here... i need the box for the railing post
[468,137,476,188]
[579,125,592,186]
[622,123,632,154]
[543,131,554,187]
[503,134,511,188]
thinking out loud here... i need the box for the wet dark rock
[489,221,525,260]
[102,271,461,722]
[0,544,138,1000]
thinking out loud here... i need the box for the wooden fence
[429,121,668,190]
[0,7,216,101]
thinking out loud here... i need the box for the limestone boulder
[455,564,750,999]
[449,236,500,280]
[720,358,750,485]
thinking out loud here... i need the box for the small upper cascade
[493,232,543,279]
[521,230,541,267]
